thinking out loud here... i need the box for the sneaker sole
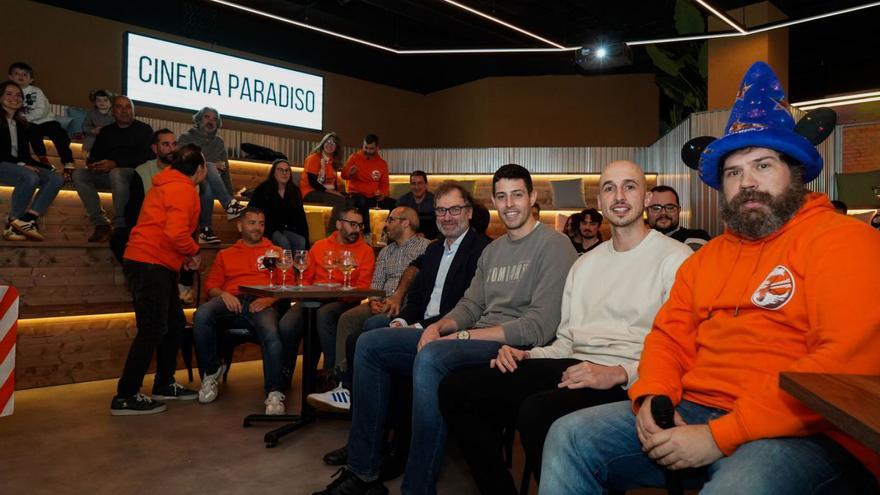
[226,213,243,220]
[11,224,44,241]
[199,239,222,245]
[151,393,198,401]
[110,404,168,416]
[306,396,351,413]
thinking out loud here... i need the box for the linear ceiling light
[629,1,880,46]
[691,0,748,33]
[438,0,565,48]
[794,94,880,111]
[792,91,880,107]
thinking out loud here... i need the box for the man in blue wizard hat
[536,61,880,495]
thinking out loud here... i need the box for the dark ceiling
[39,0,880,99]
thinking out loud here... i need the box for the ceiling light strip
[399,46,579,55]
[207,0,399,53]
[792,91,880,107]
[438,0,565,49]
[798,96,880,111]
[692,0,748,34]
[747,1,880,34]
[626,31,742,46]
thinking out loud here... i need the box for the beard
[720,180,807,240]
[652,216,678,234]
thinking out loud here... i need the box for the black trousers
[28,121,73,164]
[350,193,395,234]
[117,260,185,397]
[439,359,629,495]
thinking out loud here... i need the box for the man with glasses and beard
[646,185,710,251]
[539,62,880,494]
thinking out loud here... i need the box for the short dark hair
[239,206,264,219]
[171,144,205,176]
[492,163,533,195]
[152,128,174,144]
[337,207,363,221]
[91,89,111,101]
[580,208,604,224]
[364,134,379,145]
[8,62,32,76]
[410,170,428,183]
[650,185,680,205]
[434,181,475,208]
[719,147,804,184]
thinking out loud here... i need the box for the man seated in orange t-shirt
[193,207,288,415]
[279,208,376,384]
[341,134,396,236]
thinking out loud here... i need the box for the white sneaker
[265,391,286,415]
[225,199,246,220]
[198,365,226,404]
[307,385,351,413]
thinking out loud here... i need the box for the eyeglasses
[339,219,364,230]
[385,215,403,223]
[276,168,291,173]
[324,139,337,145]
[647,204,680,213]
[434,205,471,217]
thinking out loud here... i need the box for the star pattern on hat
[771,96,789,112]
[735,83,753,101]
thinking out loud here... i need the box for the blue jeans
[0,162,63,219]
[271,230,307,251]
[198,162,234,229]
[346,327,502,494]
[72,167,134,227]
[193,295,284,393]
[540,400,879,495]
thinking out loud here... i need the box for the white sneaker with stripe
[307,385,351,412]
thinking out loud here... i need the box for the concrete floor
[0,360,484,495]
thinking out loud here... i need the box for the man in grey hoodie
[177,107,244,244]
[313,164,578,495]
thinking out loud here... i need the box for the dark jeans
[193,295,285,393]
[29,121,73,164]
[278,300,357,374]
[117,260,184,397]
[439,359,629,495]
[351,193,395,234]
[341,314,393,391]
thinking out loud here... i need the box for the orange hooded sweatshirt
[341,150,389,197]
[205,238,281,296]
[630,193,880,478]
[303,234,375,289]
[124,167,200,271]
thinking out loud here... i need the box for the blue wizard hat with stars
[680,61,835,190]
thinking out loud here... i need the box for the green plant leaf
[675,0,705,34]
[646,45,683,76]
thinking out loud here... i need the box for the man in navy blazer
[319,181,491,479]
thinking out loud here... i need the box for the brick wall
[842,123,880,173]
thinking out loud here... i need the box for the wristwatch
[456,330,470,340]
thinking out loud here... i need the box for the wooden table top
[779,372,880,454]
[239,285,385,300]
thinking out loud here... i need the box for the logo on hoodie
[751,265,795,310]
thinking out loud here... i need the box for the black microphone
[650,395,684,495]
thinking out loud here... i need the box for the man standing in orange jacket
[342,134,395,237]
[540,62,880,494]
[111,144,206,416]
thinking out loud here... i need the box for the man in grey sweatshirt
[312,164,577,495]
[177,107,244,244]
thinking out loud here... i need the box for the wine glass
[293,250,309,288]
[339,250,358,290]
[277,249,293,288]
[319,250,340,287]
[263,249,279,288]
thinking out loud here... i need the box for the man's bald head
[599,161,647,190]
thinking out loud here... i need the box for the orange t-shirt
[342,150,389,197]
[300,152,338,197]
[204,238,281,296]
[630,193,880,480]
[303,234,375,289]
[124,167,200,271]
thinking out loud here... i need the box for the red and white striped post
[0,285,18,417]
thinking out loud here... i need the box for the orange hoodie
[300,152,339,197]
[205,238,281,296]
[304,234,375,289]
[341,150,390,197]
[124,167,200,271]
[630,193,880,477]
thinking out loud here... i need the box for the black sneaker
[198,227,221,245]
[110,394,167,416]
[323,445,348,466]
[312,468,388,495]
[152,382,198,400]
